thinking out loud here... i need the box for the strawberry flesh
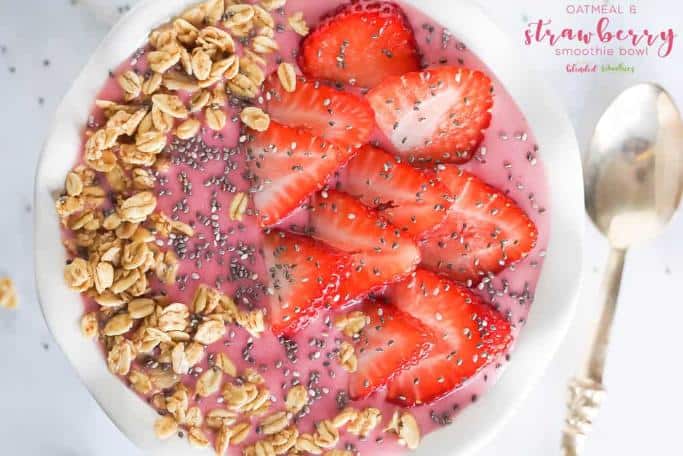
[246,122,355,227]
[262,230,347,336]
[420,166,538,285]
[264,75,375,148]
[349,299,435,400]
[338,145,452,237]
[368,66,494,164]
[308,190,420,306]
[385,269,512,406]
[299,0,420,88]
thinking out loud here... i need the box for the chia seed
[335,390,349,410]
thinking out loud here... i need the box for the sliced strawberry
[337,145,452,237]
[367,66,494,164]
[308,190,420,306]
[299,0,420,88]
[349,299,434,400]
[264,75,375,148]
[385,269,512,406]
[246,122,355,227]
[263,230,347,336]
[420,167,538,285]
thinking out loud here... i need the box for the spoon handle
[561,247,627,455]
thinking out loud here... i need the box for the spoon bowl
[584,83,683,249]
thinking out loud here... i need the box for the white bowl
[34,0,584,454]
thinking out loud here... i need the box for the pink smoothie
[78,1,550,454]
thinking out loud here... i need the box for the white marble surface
[0,0,681,454]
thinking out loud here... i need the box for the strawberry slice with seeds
[349,299,435,400]
[299,0,420,88]
[385,269,512,406]
[367,66,494,164]
[264,75,375,148]
[246,122,355,227]
[308,190,420,306]
[420,166,538,285]
[263,230,347,336]
[338,145,452,237]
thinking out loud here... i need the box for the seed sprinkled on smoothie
[53,0,549,453]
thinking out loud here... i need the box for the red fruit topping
[308,190,420,306]
[264,75,375,147]
[349,300,435,400]
[420,166,538,285]
[299,0,420,88]
[338,145,452,237]
[367,66,494,164]
[385,269,512,406]
[246,122,355,227]
[262,230,347,336]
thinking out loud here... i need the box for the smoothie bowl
[34,0,583,455]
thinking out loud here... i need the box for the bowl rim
[34,0,584,455]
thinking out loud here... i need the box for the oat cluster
[0,277,18,309]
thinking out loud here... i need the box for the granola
[0,277,18,310]
[277,62,297,93]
